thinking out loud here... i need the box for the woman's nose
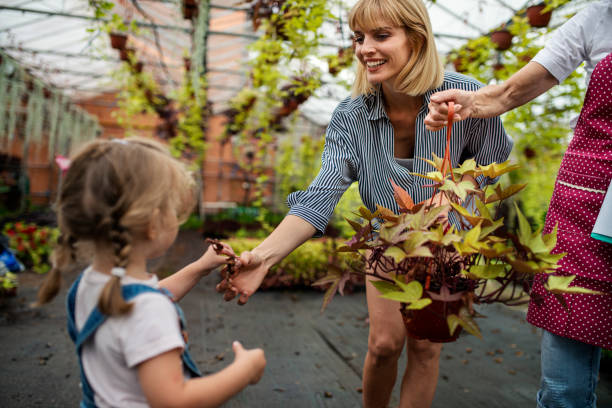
[360,37,375,54]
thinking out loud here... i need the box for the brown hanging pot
[401,290,465,343]
[491,29,513,51]
[526,4,552,28]
[109,32,128,50]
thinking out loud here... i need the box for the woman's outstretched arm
[224,215,316,304]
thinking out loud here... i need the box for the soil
[1,230,611,407]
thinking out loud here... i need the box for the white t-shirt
[75,267,185,407]
[532,1,612,126]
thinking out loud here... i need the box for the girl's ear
[147,208,162,241]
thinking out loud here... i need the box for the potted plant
[314,143,600,341]
[103,14,130,50]
[182,0,198,20]
[526,3,552,28]
[326,46,354,76]
[491,26,513,51]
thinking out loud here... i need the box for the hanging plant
[526,3,552,27]
[491,27,513,50]
[182,0,199,20]
[326,46,354,76]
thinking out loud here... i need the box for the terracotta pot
[182,4,198,20]
[109,32,128,50]
[119,48,134,62]
[453,57,467,73]
[133,61,144,73]
[183,57,191,72]
[401,294,464,343]
[491,29,513,50]
[526,4,552,28]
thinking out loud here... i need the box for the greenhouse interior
[0,0,611,407]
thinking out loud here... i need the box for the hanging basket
[526,4,552,28]
[181,1,198,20]
[491,29,513,51]
[401,292,464,343]
[109,32,128,50]
[119,48,135,62]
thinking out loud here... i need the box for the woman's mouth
[366,60,387,71]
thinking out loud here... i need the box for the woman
[227,0,512,406]
[425,2,612,407]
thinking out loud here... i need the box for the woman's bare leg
[398,338,442,408]
[362,274,407,408]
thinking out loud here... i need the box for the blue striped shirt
[287,72,513,237]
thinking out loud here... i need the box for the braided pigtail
[98,213,134,316]
[35,233,76,306]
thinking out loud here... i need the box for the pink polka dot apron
[527,52,612,349]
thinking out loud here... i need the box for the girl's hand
[232,341,266,384]
[219,250,269,305]
[196,242,236,277]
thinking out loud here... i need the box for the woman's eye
[353,36,364,44]
[375,33,389,40]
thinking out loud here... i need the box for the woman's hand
[425,89,474,131]
[232,341,266,385]
[219,250,269,305]
[195,242,236,277]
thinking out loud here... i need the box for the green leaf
[466,264,507,279]
[405,298,432,310]
[383,246,405,263]
[394,279,423,301]
[545,275,606,295]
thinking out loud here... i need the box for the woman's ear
[147,208,161,241]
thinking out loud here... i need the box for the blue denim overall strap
[66,274,202,408]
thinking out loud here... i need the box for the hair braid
[36,234,76,306]
[98,213,133,316]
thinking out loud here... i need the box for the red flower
[6,229,15,237]
[25,226,37,234]
[17,244,25,252]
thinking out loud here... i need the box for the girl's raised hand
[197,240,236,276]
[232,341,266,385]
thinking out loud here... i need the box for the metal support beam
[1,46,182,68]
[0,5,192,33]
[431,2,486,36]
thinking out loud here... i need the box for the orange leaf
[389,178,414,211]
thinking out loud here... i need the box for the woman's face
[353,22,411,86]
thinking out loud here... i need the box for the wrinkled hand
[425,89,474,131]
[216,250,268,305]
[232,341,266,385]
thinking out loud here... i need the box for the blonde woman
[227,0,512,406]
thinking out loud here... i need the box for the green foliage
[225,237,361,286]
[0,271,18,291]
[223,0,333,216]
[320,157,595,338]
[3,222,59,274]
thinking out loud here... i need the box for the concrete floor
[1,231,611,407]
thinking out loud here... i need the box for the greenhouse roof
[0,0,595,119]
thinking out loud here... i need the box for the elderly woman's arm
[425,62,558,131]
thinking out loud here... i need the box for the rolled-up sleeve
[287,112,357,237]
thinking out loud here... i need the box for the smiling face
[353,23,411,88]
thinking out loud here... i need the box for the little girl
[37,137,266,407]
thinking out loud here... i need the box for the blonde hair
[37,137,196,316]
[349,0,444,97]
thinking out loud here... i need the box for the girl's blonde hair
[349,0,444,97]
[37,137,196,316]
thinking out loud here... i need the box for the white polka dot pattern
[527,52,612,349]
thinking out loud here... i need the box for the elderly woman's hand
[425,89,475,131]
